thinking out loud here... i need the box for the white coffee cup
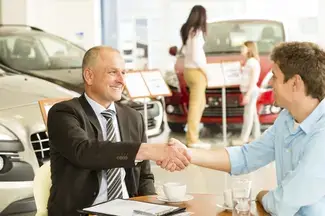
[163,182,187,201]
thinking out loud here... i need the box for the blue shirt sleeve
[226,123,276,175]
[262,131,325,215]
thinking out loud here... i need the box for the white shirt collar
[84,93,116,116]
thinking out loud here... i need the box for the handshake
[147,138,192,172]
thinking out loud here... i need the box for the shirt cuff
[135,160,143,165]
[261,191,274,214]
[225,146,245,175]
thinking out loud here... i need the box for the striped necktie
[101,109,123,200]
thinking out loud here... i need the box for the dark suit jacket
[47,94,156,216]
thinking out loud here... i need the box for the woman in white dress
[180,5,208,147]
[239,41,261,144]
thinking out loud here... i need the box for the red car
[164,19,283,132]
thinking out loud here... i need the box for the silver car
[0,69,80,214]
[0,25,164,138]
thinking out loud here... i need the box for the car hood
[0,74,80,110]
[28,68,83,87]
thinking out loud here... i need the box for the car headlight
[0,125,18,141]
[164,71,180,92]
[0,156,4,171]
[260,70,273,92]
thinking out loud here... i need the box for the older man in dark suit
[47,46,190,216]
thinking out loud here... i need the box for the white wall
[0,0,101,50]
[1,0,28,24]
[27,0,101,49]
[318,0,325,48]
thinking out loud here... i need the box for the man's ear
[293,74,304,92]
[83,68,94,85]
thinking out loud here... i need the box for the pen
[133,210,156,216]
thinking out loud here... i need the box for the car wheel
[168,122,185,133]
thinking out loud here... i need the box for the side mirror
[168,46,178,56]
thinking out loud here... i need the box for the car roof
[207,18,284,25]
[0,25,46,36]
[0,24,43,32]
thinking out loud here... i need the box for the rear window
[204,20,285,55]
[0,32,85,71]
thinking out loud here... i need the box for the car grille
[203,106,244,117]
[30,131,50,165]
[147,118,156,129]
[186,87,242,94]
[131,103,158,130]
[185,86,244,117]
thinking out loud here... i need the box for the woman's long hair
[180,5,207,46]
[244,41,260,61]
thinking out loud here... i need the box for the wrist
[136,143,163,161]
[136,143,151,160]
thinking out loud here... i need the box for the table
[131,194,269,216]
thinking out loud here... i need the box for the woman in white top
[180,5,208,146]
[239,41,261,143]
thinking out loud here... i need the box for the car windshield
[0,31,85,70]
[204,20,285,55]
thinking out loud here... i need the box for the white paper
[222,61,242,86]
[83,199,179,216]
[125,73,151,98]
[206,63,225,88]
[141,71,171,96]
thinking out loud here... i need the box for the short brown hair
[271,42,325,101]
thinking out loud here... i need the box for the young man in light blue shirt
[161,42,325,215]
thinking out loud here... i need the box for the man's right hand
[156,138,191,172]
[136,141,191,172]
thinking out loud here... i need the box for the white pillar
[318,0,325,48]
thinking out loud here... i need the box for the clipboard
[78,198,186,216]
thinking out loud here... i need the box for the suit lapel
[115,102,131,142]
[115,103,135,196]
[79,94,103,141]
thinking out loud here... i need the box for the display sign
[38,98,71,126]
[141,70,172,97]
[222,61,242,86]
[124,72,151,98]
[206,61,242,88]
[124,69,171,99]
[206,63,225,88]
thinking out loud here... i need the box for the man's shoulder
[49,97,81,114]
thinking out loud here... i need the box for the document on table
[81,199,185,216]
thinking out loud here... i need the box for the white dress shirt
[84,93,129,205]
[183,29,207,71]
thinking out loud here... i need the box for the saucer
[157,194,194,203]
[216,203,233,211]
